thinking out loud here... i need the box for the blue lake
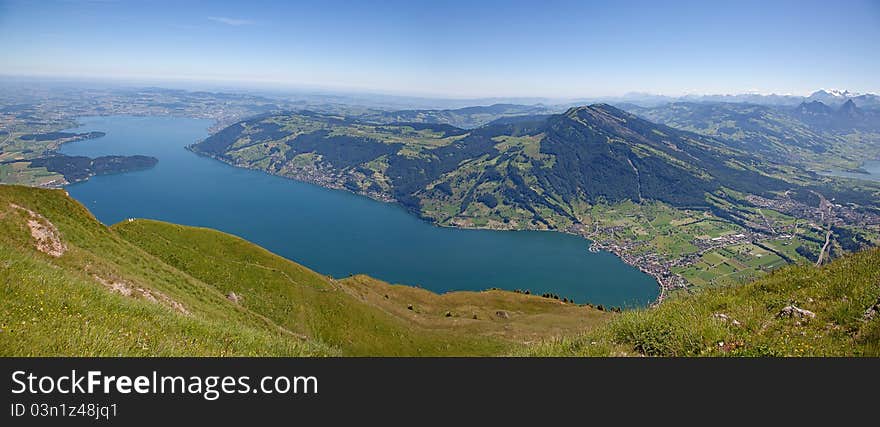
[60,115,659,307]
[822,160,880,183]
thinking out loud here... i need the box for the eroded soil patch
[93,275,190,315]
[9,203,66,257]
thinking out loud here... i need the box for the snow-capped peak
[815,89,858,98]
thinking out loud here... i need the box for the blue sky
[1,0,878,98]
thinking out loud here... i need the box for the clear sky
[1,0,878,98]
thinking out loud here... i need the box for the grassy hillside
[0,185,333,356]
[523,247,880,356]
[0,184,609,356]
[3,184,877,357]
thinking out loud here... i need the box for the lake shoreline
[187,142,669,306]
[818,159,880,183]
[58,115,660,308]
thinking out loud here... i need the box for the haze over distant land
[0,0,878,98]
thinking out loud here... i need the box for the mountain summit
[529,104,787,207]
[807,89,880,107]
[811,89,857,98]
[838,99,862,116]
[796,100,836,116]
[793,99,876,129]
[194,104,793,229]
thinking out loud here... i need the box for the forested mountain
[192,104,880,231]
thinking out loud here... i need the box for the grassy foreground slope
[524,247,880,356]
[4,184,877,357]
[0,185,608,356]
[0,185,333,356]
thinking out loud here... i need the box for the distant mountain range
[316,89,880,131]
[585,89,880,109]
[805,89,880,107]
[305,88,880,111]
[625,99,880,170]
[793,99,878,130]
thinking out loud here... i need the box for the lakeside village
[581,191,880,304]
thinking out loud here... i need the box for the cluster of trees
[708,205,765,234]
[193,121,246,156]
[196,117,297,157]
[248,122,288,144]
[511,288,583,305]
[379,122,468,136]
[285,130,402,169]
[796,245,819,262]
[787,185,880,212]
[29,154,157,182]
[386,130,502,211]
[831,225,872,252]
[539,292,574,303]
[476,193,498,208]
[432,181,453,196]
[585,304,622,313]
[20,131,105,142]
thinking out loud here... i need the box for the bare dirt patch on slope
[93,275,190,315]
[9,203,67,257]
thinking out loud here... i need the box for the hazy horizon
[1,0,879,99]
[1,74,875,106]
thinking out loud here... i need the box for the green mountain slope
[0,185,609,356]
[0,185,332,356]
[524,247,880,356]
[627,101,880,171]
[191,104,814,226]
[189,105,880,294]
